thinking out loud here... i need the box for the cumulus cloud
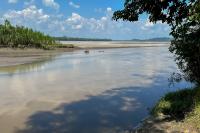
[66,13,83,29]
[24,0,35,6]
[1,6,170,39]
[63,8,132,38]
[69,1,80,9]
[141,19,169,34]
[106,7,112,12]
[8,0,18,4]
[63,8,170,39]
[144,21,154,27]
[8,0,18,3]
[3,5,50,31]
[42,0,59,10]
[8,0,34,4]
[67,13,82,22]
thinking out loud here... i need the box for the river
[0,46,190,133]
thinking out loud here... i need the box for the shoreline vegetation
[0,20,77,66]
[134,87,200,133]
[0,20,74,50]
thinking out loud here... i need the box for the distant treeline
[132,37,171,42]
[0,20,60,49]
[55,36,171,42]
[54,36,112,41]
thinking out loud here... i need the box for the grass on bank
[152,87,200,129]
[42,43,75,50]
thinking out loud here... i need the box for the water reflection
[16,82,188,133]
[0,47,191,133]
[16,86,156,133]
[0,58,54,75]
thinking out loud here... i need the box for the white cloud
[66,13,84,30]
[67,13,82,22]
[24,0,35,6]
[107,7,112,12]
[64,8,130,35]
[69,1,80,9]
[1,6,170,39]
[145,21,154,27]
[8,0,34,4]
[42,0,59,10]
[73,24,82,29]
[3,5,49,25]
[63,8,170,39]
[141,19,168,33]
[8,0,18,3]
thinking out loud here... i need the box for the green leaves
[0,20,56,49]
[113,0,193,25]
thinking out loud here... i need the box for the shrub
[152,88,199,119]
[0,20,57,49]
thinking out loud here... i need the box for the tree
[113,0,200,85]
[0,20,57,49]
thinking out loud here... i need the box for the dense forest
[0,20,65,49]
[54,36,112,41]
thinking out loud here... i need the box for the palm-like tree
[0,20,57,49]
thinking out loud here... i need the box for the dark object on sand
[84,50,89,54]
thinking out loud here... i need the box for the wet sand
[0,41,170,67]
[61,41,170,49]
[0,48,76,67]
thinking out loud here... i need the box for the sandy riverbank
[133,116,199,133]
[0,41,170,67]
[0,48,77,67]
[60,41,170,49]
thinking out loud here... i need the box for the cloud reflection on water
[0,47,190,133]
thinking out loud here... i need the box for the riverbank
[134,88,200,133]
[134,116,199,133]
[0,42,170,67]
[0,48,78,67]
[60,41,170,49]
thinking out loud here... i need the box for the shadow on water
[16,83,179,133]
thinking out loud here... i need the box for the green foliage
[169,2,200,85]
[113,0,194,24]
[113,0,200,85]
[0,20,57,49]
[186,101,200,129]
[152,88,200,119]
[50,43,75,48]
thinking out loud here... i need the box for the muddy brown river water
[0,47,190,133]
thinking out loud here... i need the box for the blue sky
[0,0,170,40]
